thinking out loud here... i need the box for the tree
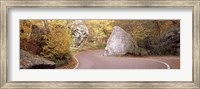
[43,20,50,32]
[40,20,73,66]
[85,20,113,43]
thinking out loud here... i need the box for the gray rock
[104,26,139,56]
[30,25,47,41]
[20,49,55,69]
[69,20,89,47]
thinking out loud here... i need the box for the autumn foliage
[20,20,180,68]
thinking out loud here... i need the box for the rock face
[20,49,55,69]
[162,27,180,55]
[69,20,89,47]
[104,26,139,56]
[30,25,46,40]
[29,25,46,55]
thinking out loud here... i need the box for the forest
[20,20,180,69]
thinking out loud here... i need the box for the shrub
[41,28,72,67]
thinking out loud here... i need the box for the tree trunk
[43,20,50,33]
[154,21,161,41]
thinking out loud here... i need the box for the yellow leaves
[85,20,114,40]
[29,20,43,25]
[107,25,113,31]
[48,20,71,29]
[131,29,151,42]
[42,28,72,58]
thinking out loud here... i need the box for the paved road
[75,50,179,69]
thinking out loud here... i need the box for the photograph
[1,0,199,88]
[20,20,180,69]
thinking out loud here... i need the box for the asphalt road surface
[75,50,180,69]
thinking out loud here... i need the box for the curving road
[75,50,180,69]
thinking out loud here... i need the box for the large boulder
[104,26,140,56]
[69,20,89,47]
[20,49,55,69]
